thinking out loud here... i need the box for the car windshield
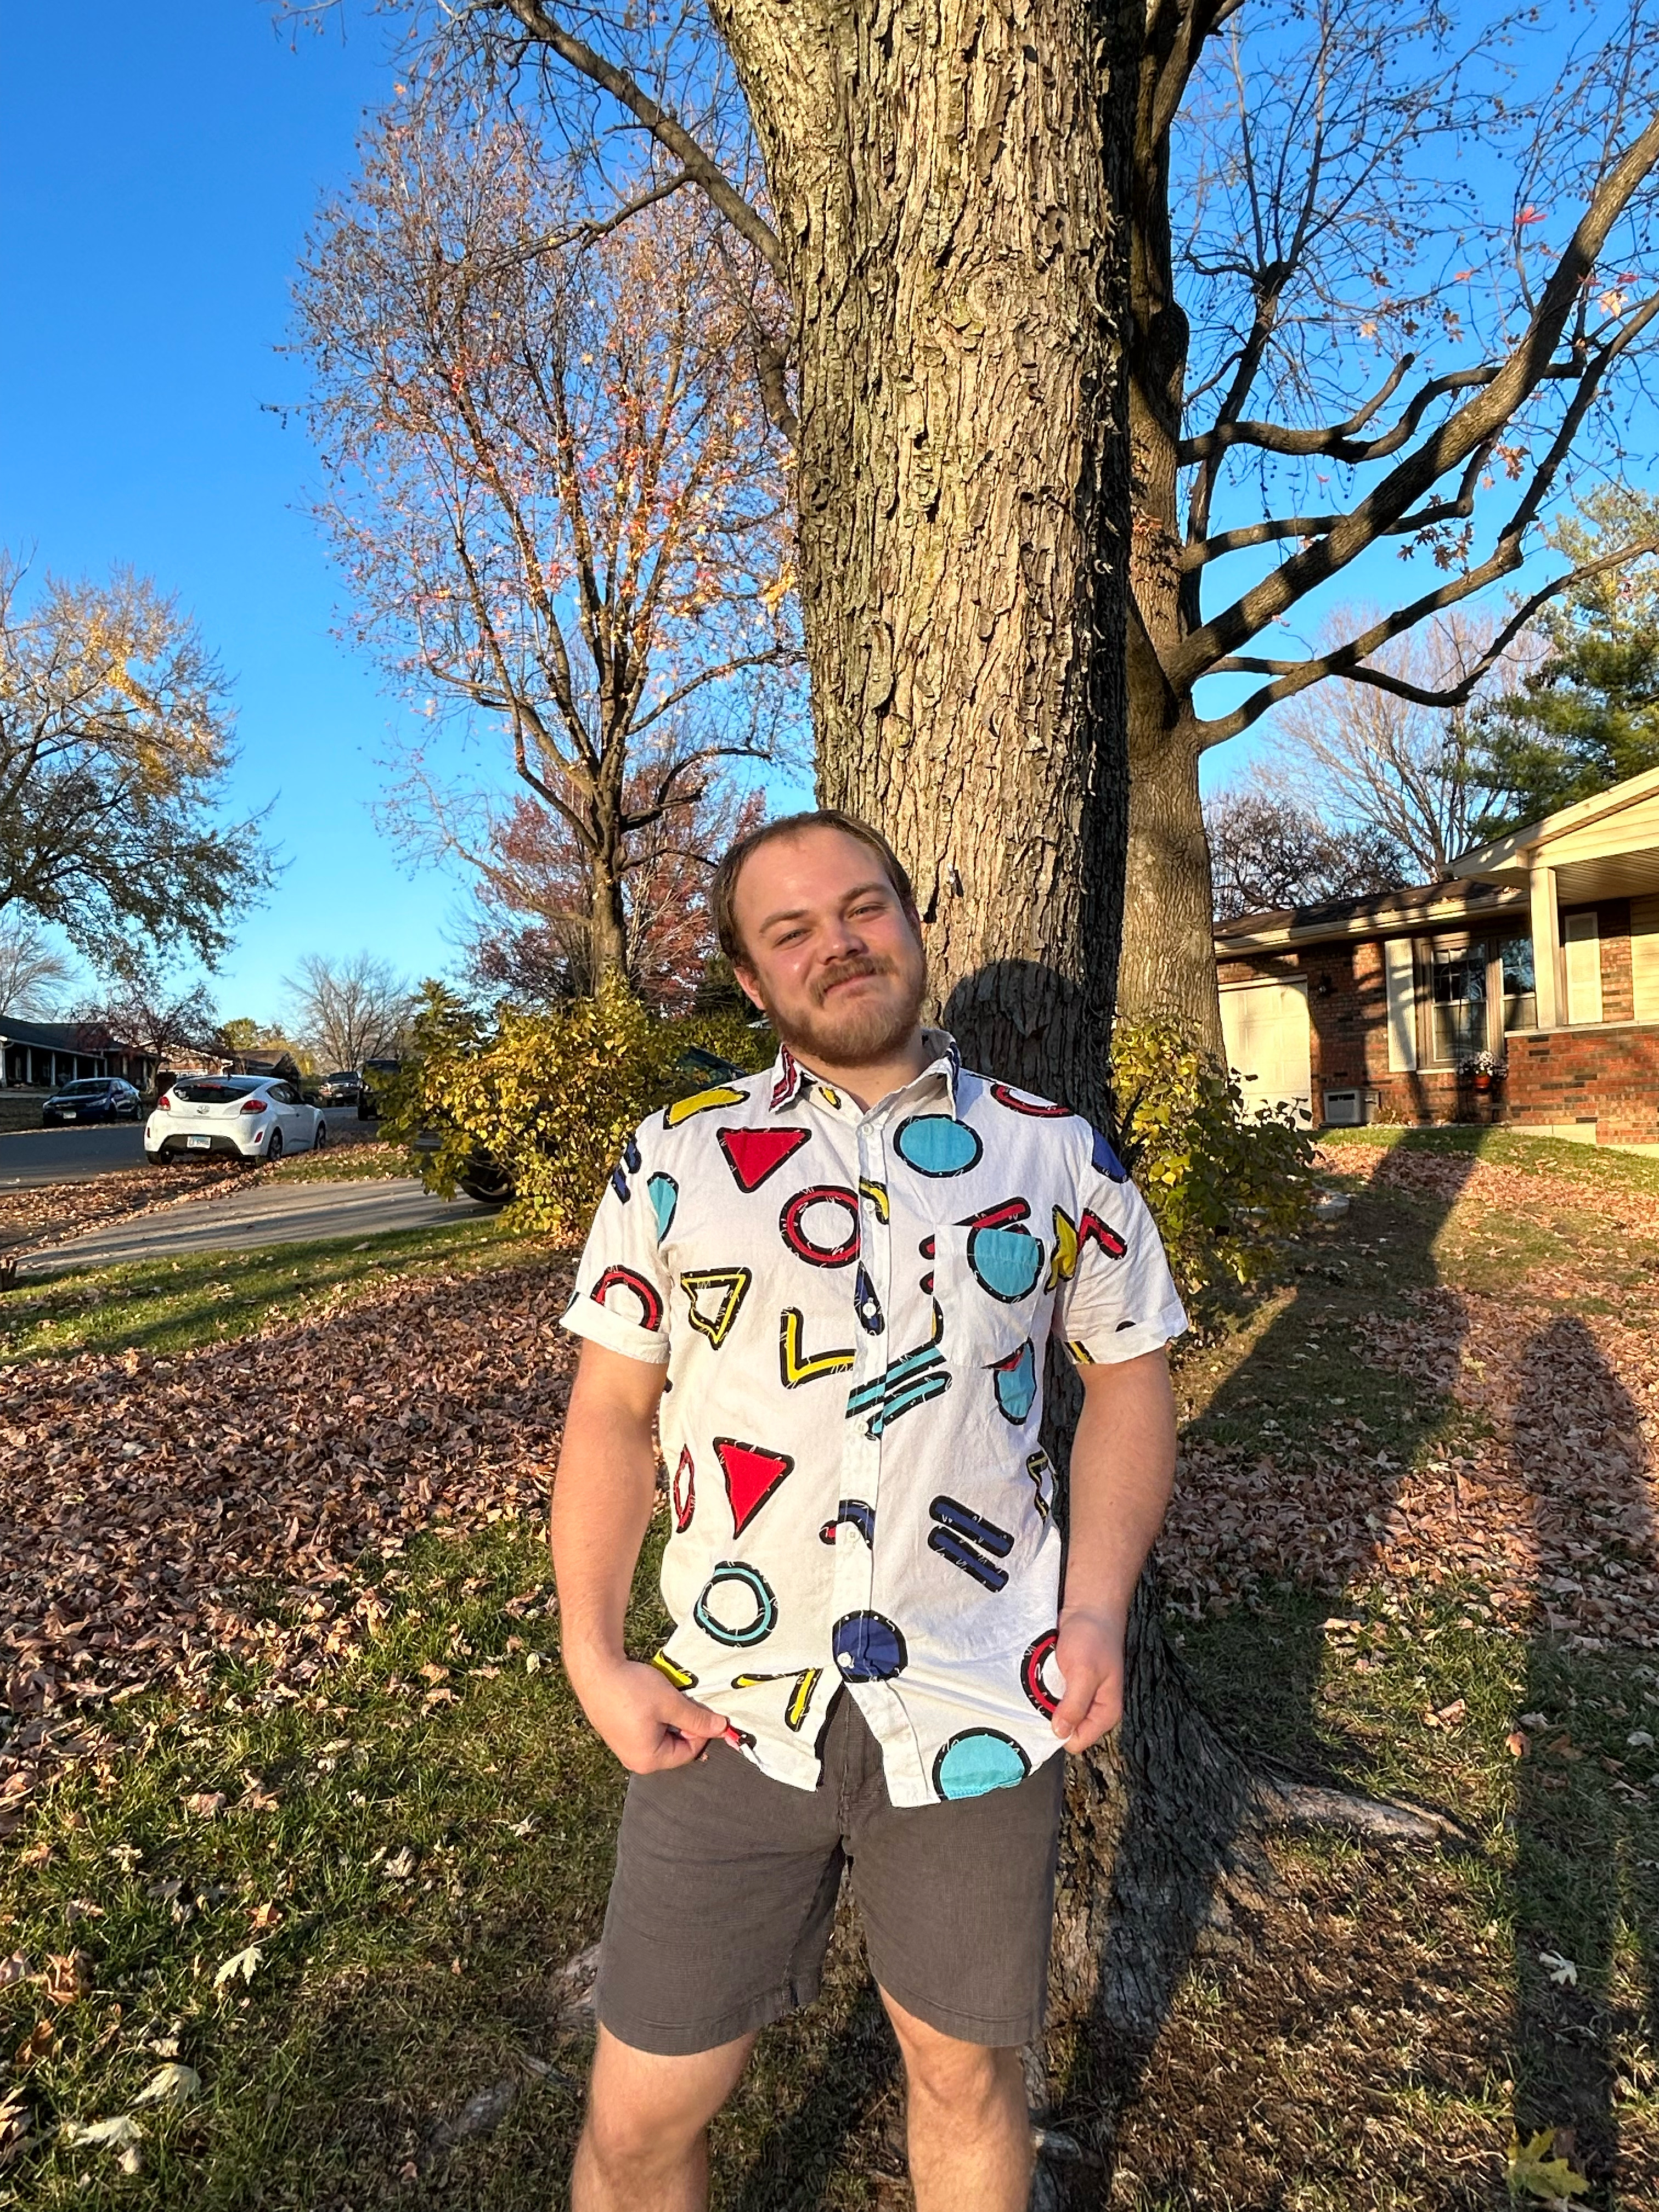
[325,1071,357,1083]
[171,1079,264,1103]
[59,1080,108,1096]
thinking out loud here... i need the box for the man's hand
[572,1654,730,1774]
[1049,1607,1126,1754]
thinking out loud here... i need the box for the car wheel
[313,1119,328,1151]
[144,1149,165,1166]
[266,1128,284,1163]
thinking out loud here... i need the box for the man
[553,811,1185,2212]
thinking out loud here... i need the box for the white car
[145,1076,329,1165]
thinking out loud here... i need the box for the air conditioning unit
[1323,1088,1363,1126]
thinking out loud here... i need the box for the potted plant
[1459,1047,1506,1095]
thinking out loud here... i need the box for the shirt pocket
[933,1222,1051,1358]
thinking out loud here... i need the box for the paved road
[0,1125,146,1187]
[20,1177,492,1277]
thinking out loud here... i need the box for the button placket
[831,1109,889,1624]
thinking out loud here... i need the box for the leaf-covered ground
[0,1127,1656,2207]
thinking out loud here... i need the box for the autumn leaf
[212,1944,262,1989]
[183,1791,228,1819]
[43,1950,92,2005]
[60,2111,144,2174]
[1539,1951,1578,1987]
[133,2062,201,2109]
[1506,2126,1589,2202]
[12,2019,52,2070]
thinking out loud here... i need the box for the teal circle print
[693,1561,778,1648]
[932,1730,1032,1800]
[893,1114,983,1177]
[968,1225,1043,1301]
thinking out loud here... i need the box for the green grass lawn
[0,1216,511,1366]
[3,1129,1657,2207]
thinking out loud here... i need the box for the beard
[758,950,928,1071]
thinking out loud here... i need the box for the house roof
[0,1014,150,1055]
[1446,761,1659,884]
[1214,874,1525,956]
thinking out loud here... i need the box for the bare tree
[295,84,800,988]
[0,554,270,960]
[284,952,415,1073]
[1265,613,1530,879]
[1204,786,1405,917]
[0,915,74,1018]
[71,957,222,1067]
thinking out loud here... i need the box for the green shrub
[1109,1015,1314,1324]
[382,975,770,1239]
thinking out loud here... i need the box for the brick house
[1213,763,1659,1149]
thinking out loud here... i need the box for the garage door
[1220,980,1313,1124]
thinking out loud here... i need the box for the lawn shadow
[1510,1312,1659,2199]
[1053,1130,1487,2197]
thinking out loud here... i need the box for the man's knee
[584,2023,753,2162]
[881,1990,1023,2110]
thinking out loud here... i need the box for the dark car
[42,1077,143,1126]
[357,1057,402,1119]
[316,1070,363,1106]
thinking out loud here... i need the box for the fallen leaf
[382,1845,418,1881]
[1539,1950,1578,1987]
[250,1902,283,1933]
[212,1944,262,1989]
[44,1950,93,2005]
[1628,1730,1655,1751]
[0,2086,29,2162]
[1506,1731,1528,1758]
[1506,2125,1589,2201]
[12,2019,52,2069]
[183,1792,227,1819]
[133,2062,200,2109]
[61,2111,144,2174]
[0,1954,27,1989]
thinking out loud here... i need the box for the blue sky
[1,2,441,1025]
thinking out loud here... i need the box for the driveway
[0,1126,146,1187]
[20,1177,493,1277]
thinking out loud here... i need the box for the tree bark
[1118,702,1223,1057]
[708,0,1135,1110]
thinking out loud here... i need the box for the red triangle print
[714,1436,795,1536]
[717,1124,811,1192]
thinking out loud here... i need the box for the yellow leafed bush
[1109,1016,1315,1324]
[382,976,769,1239]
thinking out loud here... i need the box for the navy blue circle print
[932,1729,1032,1799]
[832,1610,909,1681]
[693,1561,778,1648]
[893,1114,983,1177]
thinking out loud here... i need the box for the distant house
[1213,762,1659,1152]
[0,1014,158,1092]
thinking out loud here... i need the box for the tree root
[1252,1772,1476,1848]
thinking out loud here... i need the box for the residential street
[0,1125,146,1186]
[18,1175,490,1276]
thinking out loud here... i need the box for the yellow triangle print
[681,1266,752,1347]
[731,1665,824,1732]
[664,1084,746,1127]
[652,1649,697,1688]
[779,1307,856,1387]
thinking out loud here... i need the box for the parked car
[144,1076,329,1165]
[315,1070,363,1106]
[42,1077,143,1126]
[357,1057,402,1119]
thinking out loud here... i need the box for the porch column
[1529,857,1561,1029]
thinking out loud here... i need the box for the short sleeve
[560,1127,673,1365]
[1051,1126,1187,1365]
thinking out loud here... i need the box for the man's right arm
[550,1337,729,1772]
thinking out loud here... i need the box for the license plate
[61,1111,76,1120]
[186,1134,211,1149]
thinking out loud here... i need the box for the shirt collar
[766,1028,962,1115]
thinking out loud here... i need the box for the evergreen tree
[1478,488,1659,828]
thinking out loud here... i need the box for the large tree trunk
[710,0,1133,1111]
[1119,702,1223,1058]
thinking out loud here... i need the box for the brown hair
[710,809,918,967]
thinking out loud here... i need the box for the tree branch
[492,1,787,284]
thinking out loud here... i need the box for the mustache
[811,955,894,1003]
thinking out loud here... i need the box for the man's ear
[731,961,768,1013]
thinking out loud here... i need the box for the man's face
[730,828,928,1068]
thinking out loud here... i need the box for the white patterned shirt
[561,1031,1187,1807]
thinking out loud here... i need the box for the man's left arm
[1048,1350,1178,1754]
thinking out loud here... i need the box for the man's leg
[879,1988,1032,2212]
[572,2022,755,2212]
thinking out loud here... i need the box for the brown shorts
[595,1690,1065,2056]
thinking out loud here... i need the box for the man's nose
[819,913,865,960]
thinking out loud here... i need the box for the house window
[1499,936,1537,1032]
[1427,944,1489,1065]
